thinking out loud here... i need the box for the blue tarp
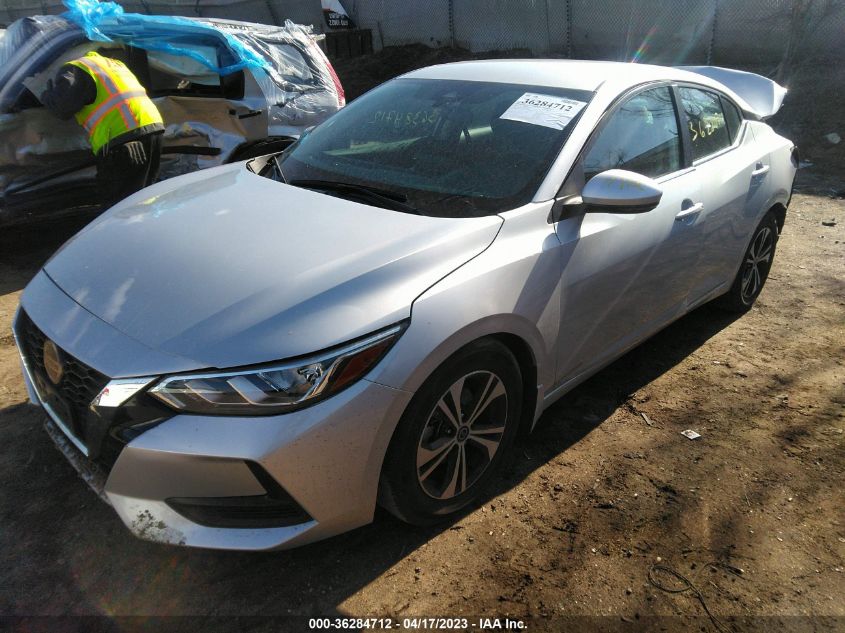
[61,0,270,76]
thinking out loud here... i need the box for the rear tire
[716,211,779,312]
[379,339,522,525]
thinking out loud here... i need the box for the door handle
[229,108,264,120]
[675,201,704,221]
[752,162,770,177]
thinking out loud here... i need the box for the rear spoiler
[677,66,787,119]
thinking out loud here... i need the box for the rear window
[679,87,732,161]
[261,41,316,85]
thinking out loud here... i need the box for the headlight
[148,323,404,415]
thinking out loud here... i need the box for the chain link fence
[2,0,843,67]
[350,0,845,67]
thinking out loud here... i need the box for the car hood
[44,164,502,370]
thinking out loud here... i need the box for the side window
[721,96,743,143]
[146,46,243,99]
[264,42,317,85]
[583,86,681,180]
[679,87,731,160]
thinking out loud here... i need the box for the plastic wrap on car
[0,15,69,71]
[0,10,339,137]
[0,7,341,217]
[153,99,249,180]
[61,0,269,76]
[204,19,343,130]
[0,17,78,191]
[0,16,87,118]
[0,109,92,192]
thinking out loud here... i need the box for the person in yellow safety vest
[41,50,165,209]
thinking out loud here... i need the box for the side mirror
[581,169,663,213]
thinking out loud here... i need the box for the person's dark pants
[96,132,163,209]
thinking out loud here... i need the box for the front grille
[16,309,109,449]
[16,309,173,469]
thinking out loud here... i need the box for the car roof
[403,59,751,109]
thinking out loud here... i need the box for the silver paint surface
[43,164,502,370]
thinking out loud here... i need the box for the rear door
[553,84,704,385]
[676,86,771,304]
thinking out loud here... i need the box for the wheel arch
[373,316,546,445]
[770,201,787,234]
[374,328,541,516]
[486,332,539,435]
[372,309,550,402]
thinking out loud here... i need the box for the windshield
[276,78,593,217]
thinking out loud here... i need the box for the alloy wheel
[740,226,774,304]
[416,370,509,500]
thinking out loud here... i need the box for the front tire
[716,211,779,312]
[379,339,523,525]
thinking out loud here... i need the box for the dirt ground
[1,49,844,632]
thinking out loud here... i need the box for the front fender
[369,202,561,423]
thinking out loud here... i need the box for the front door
[553,85,704,386]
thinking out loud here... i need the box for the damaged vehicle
[0,8,344,225]
[14,60,796,550]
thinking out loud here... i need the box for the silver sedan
[13,60,796,549]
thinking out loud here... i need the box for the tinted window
[279,78,593,217]
[721,96,743,143]
[679,87,731,160]
[584,86,681,180]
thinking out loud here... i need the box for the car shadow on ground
[486,301,744,520]
[0,300,743,619]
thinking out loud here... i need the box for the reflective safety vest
[67,51,163,154]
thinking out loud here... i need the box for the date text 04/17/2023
[307,617,528,630]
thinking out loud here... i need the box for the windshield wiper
[288,179,419,214]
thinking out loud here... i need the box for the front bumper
[15,274,413,551]
[105,377,411,550]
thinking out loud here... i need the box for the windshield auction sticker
[500,93,588,130]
